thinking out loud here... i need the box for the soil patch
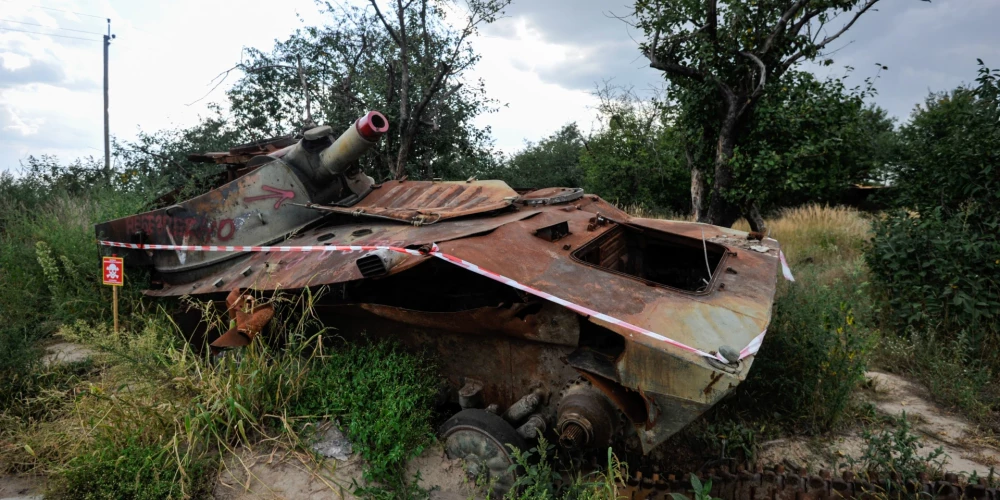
[214,443,478,499]
[0,474,44,500]
[759,371,1000,476]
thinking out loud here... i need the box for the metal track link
[617,466,1000,500]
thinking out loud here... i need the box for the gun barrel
[319,110,389,175]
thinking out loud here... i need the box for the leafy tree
[221,0,508,182]
[580,85,690,212]
[729,70,895,211]
[112,105,246,204]
[865,61,1000,357]
[492,123,586,188]
[633,0,889,228]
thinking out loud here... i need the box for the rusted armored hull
[95,113,781,456]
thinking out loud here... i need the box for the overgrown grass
[728,205,878,432]
[0,183,147,417]
[2,288,443,498]
[735,204,871,266]
[292,339,440,498]
[876,331,999,429]
[50,431,214,500]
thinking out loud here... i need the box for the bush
[293,340,438,495]
[866,61,1000,364]
[738,263,875,431]
[52,432,212,500]
[866,208,1000,350]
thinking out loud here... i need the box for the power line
[0,26,100,41]
[0,18,104,36]
[0,0,107,21]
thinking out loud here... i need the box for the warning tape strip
[779,249,795,282]
[99,240,794,362]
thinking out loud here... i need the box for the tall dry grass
[625,203,871,268]
[737,204,872,266]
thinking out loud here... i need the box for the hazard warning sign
[102,256,123,286]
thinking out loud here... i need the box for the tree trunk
[395,122,417,179]
[745,202,766,233]
[701,101,742,228]
[686,145,705,220]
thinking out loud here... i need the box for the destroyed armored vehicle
[96,111,782,487]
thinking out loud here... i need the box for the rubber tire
[439,409,527,493]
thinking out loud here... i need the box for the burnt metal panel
[144,209,542,296]
[309,180,519,223]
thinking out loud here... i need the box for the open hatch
[571,223,726,293]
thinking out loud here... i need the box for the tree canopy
[634,0,887,228]
[489,123,586,189]
[224,0,508,182]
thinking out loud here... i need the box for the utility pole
[103,19,115,177]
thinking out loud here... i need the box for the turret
[279,111,389,204]
[95,111,391,280]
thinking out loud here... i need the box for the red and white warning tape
[99,240,794,363]
[779,250,795,282]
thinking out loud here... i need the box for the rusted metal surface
[97,110,782,456]
[212,288,274,347]
[187,135,296,165]
[142,207,541,296]
[307,179,520,224]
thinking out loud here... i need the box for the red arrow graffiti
[245,185,296,209]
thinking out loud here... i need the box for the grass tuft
[293,339,439,497]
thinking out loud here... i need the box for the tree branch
[781,0,880,72]
[186,63,299,106]
[788,7,822,40]
[368,0,402,46]
[739,51,767,101]
[761,0,809,54]
[643,24,707,81]
[411,62,450,124]
[707,0,718,42]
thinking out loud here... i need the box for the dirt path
[759,371,1000,475]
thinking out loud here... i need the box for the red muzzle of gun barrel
[356,111,389,141]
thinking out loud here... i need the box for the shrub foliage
[866,61,1000,361]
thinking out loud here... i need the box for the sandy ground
[40,342,95,367]
[758,371,1000,475]
[213,443,480,500]
[0,474,44,500]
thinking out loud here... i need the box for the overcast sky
[1,0,997,173]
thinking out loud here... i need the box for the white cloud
[2,0,999,171]
[1,52,31,70]
[467,16,602,154]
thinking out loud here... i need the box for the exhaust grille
[356,254,388,278]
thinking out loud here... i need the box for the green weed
[293,339,438,498]
[847,412,947,481]
[497,439,626,500]
[739,262,876,431]
[670,474,721,500]
[50,430,213,500]
[505,439,561,499]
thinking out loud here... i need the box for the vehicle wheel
[440,409,526,493]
